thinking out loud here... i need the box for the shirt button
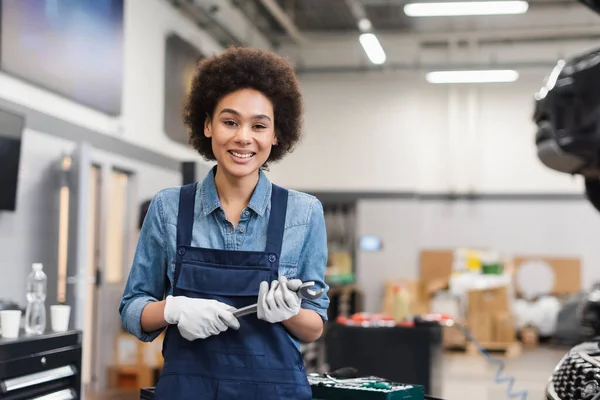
[239,227,245,233]
[268,254,277,263]
[244,210,250,216]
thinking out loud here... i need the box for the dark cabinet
[0,330,82,399]
[324,323,444,398]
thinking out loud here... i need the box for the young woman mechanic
[118,46,329,399]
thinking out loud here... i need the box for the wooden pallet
[465,341,522,358]
[445,341,522,358]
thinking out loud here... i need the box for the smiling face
[204,88,277,180]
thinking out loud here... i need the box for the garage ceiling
[170,0,600,72]
[246,0,583,36]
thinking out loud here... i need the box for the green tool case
[309,374,425,400]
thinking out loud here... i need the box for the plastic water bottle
[25,263,47,335]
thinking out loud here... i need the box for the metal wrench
[232,281,324,318]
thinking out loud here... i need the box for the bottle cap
[32,263,43,271]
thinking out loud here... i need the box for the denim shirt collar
[200,165,272,217]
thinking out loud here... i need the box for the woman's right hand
[163,295,240,341]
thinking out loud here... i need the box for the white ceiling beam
[277,24,600,73]
[191,0,273,49]
[257,0,308,45]
[300,24,600,43]
[345,0,369,23]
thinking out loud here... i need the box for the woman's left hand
[257,276,302,323]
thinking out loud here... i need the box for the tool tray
[309,374,424,400]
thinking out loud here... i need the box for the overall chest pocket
[177,261,271,297]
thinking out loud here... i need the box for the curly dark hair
[184,46,304,164]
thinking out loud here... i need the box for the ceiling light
[426,70,520,83]
[359,33,386,65]
[358,18,372,32]
[404,1,529,17]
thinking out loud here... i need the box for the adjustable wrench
[232,281,324,318]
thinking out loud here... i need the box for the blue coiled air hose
[450,320,528,400]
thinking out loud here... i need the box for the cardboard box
[419,250,454,290]
[467,286,510,316]
[493,313,516,343]
[521,326,539,347]
[513,256,581,296]
[468,313,493,342]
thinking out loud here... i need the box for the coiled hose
[449,319,528,400]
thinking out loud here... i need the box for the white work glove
[164,295,240,341]
[257,276,302,323]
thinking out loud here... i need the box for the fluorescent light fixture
[359,33,386,65]
[426,69,520,83]
[404,1,529,17]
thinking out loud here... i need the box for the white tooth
[232,151,253,158]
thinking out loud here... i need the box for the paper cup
[50,305,71,332]
[0,310,22,339]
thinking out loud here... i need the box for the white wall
[0,0,221,164]
[266,70,585,194]
[0,130,76,304]
[120,0,222,161]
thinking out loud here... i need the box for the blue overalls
[153,183,313,400]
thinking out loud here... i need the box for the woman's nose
[234,125,252,143]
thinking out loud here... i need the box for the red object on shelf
[335,312,417,328]
[350,313,370,322]
[420,313,452,322]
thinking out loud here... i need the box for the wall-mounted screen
[0,0,124,115]
[164,33,205,145]
[0,108,25,211]
[359,235,383,252]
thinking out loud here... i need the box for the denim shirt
[119,167,330,351]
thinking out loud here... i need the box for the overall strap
[265,184,289,256]
[176,183,198,247]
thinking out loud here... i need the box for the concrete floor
[441,346,564,399]
[88,346,566,400]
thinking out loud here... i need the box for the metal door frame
[66,142,138,396]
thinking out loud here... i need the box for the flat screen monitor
[0,0,124,115]
[0,108,24,211]
[359,235,383,252]
[164,33,205,145]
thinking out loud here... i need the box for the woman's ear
[204,115,212,138]
[272,134,278,147]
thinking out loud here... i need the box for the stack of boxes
[414,249,581,355]
[467,285,515,344]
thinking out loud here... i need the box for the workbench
[140,375,426,400]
